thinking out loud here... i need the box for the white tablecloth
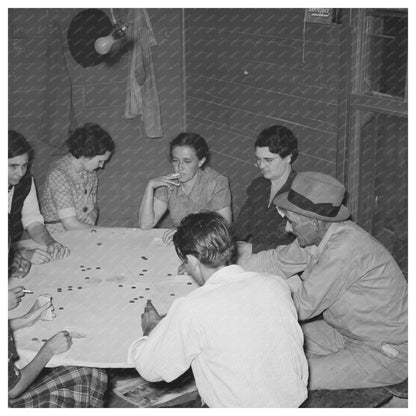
[8,227,197,368]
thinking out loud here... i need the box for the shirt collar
[205,265,247,287]
[316,222,341,253]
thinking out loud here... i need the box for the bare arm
[61,216,93,231]
[25,222,70,261]
[26,222,55,247]
[8,331,72,398]
[139,176,178,229]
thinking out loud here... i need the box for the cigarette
[22,290,33,294]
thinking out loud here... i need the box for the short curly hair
[173,211,234,269]
[255,125,298,163]
[169,132,210,168]
[66,123,114,159]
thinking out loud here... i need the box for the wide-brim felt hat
[273,171,351,222]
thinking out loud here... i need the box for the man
[238,171,408,390]
[8,130,70,265]
[128,212,308,407]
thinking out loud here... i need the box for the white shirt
[8,178,44,228]
[128,265,308,408]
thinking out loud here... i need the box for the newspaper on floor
[113,375,198,407]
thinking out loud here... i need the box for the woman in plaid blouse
[41,123,114,233]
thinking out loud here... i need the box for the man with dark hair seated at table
[128,211,308,408]
[238,171,408,390]
[8,130,70,266]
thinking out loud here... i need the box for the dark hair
[255,125,298,163]
[66,123,114,159]
[8,130,33,159]
[173,212,234,268]
[169,132,210,167]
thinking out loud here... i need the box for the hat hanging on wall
[67,8,128,68]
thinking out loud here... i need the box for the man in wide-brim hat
[238,171,407,390]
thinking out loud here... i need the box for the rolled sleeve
[21,179,44,228]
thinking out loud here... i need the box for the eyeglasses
[255,157,281,166]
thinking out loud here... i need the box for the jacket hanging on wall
[38,19,78,150]
[125,9,163,139]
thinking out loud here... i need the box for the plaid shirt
[41,154,98,233]
[8,332,107,409]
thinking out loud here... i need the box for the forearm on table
[61,216,92,231]
[26,222,55,246]
[8,348,52,398]
[9,317,29,331]
[237,248,286,275]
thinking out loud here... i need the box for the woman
[233,125,298,254]
[139,132,232,243]
[41,123,114,233]
[8,130,70,264]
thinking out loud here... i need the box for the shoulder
[324,221,372,257]
[47,156,73,181]
[201,167,229,186]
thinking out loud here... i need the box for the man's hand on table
[162,228,176,245]
[47,241,71,260]
[141,304,164,337]
[236,241,253,257]
[177,262,187,275]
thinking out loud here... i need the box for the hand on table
[236,241,253,257]
[21,298,55,328]
[141,304,164,336]
[8,286,25,310]
[149,173,181,191]
[20,248,52,265]
[9,250,32,278]
[177,262,187,275]
[42,331,73,356]
[47,241,71,260]
[162,228,177,245]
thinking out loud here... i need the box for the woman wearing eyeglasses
[232,125,298,254]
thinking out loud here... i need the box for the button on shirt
[8,178,44,228]
[128,265,308,408]
[238,221,408,349]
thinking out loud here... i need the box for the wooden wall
[184,9,343,215]
[9,8,345,227]
[9,8,184,227]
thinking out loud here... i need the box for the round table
[8,227,197,368]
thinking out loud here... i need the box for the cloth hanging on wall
[125,9,163,139]
[38,20,77,150]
